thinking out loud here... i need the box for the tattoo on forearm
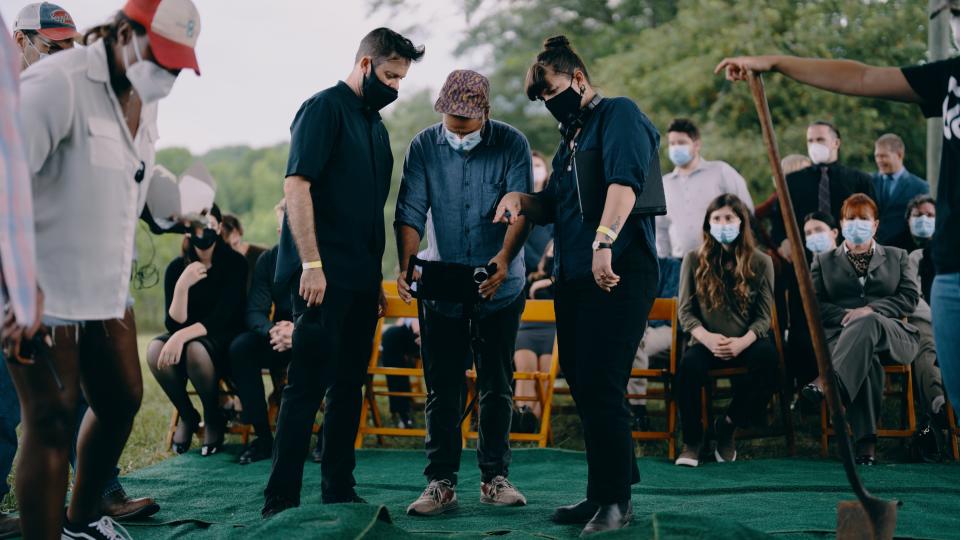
[610,217,621,233]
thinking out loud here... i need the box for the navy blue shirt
[533,97,659,282]
[277,81,393,292]
[395,120,532,317]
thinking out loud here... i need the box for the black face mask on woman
[190,228,218,250]
[544,80,583,126]
[362,62,399,111]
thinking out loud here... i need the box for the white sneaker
[62,516,133,540]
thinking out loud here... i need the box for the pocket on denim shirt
[480,181,505,219]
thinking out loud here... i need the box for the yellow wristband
[596,226,618,242]
[302,260,323,270]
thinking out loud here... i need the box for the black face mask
[189,229,218,251]
[362,62,399,112]
[544,82,583,126]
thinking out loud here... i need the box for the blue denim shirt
[395,120,533,318]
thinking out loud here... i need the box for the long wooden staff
[747,72,899,539]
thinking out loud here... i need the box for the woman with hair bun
[495,35,660,535]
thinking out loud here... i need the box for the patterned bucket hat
[435,69,490,119]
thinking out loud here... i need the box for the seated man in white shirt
[656,118,755,260]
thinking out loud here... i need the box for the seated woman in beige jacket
[675,194,777,467]
[805,194,920,465]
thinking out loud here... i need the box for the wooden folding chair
[699,305,796,455]
[626,298,680,459]
[465,299,559,447]
[355,294,438,447]
[947,403,960,461]
[818,363,916,457]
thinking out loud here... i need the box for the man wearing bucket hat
[396,70,533,516]
[716,0,960,443]
[12,2,79,71]
[11,0,200,537]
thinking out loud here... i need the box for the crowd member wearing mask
[804,204,946,461]
[221,213,267,291]
[0,12,41,539]
[12,2,78,72]
[264,28,424,517]
[906,194,937,302]
[872,133,930,251]
[147,205,246,458]
[656,118,754,261]
[513,151,555,426]
[396,69,532,516]
[718,6,960,409]
[12,0,201,537]
[228,201,292,466]
[674,194,776,467]
[495,35,660,535]
[803,194,920,465]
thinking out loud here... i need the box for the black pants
[380,324,419,415]
[554,247,658,505]
[420,294,524,485]
[783,265,819,389]
[675,341,777,446]
[264,284,379,504]
[229,331,292,438]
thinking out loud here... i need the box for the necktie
[818,166,831,213]
[884,174,895,201]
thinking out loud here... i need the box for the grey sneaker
[674,443,701,467]
[714,417,737,463]
[406,479,458,516]
[480,476,527,506]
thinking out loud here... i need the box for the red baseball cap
[13,3,80,42]
[123,0,201,74]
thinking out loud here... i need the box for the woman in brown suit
[805,194,920,465]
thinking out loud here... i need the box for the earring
[579,84,586,94]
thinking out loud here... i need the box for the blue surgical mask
[668,144,693,167]
[841,219,875,246]
[710,222,741,244]
[444,126,483,152]
[805,232,835,254]
[909,216,935,239]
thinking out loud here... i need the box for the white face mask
[951,15,960,48]
[123,34,177,104]
[533,163,548,190]
[808,142,832,165]
[22,38,49,67]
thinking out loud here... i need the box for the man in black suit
[771,120,875,392]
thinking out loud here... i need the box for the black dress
[157,239,248,374]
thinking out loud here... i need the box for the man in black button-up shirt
[263,28,424,517]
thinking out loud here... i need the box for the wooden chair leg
[166,407,180,451]
[668,395,677,460]
[905,366,916,433]
[820,401,829,458]
[947,404,960,461]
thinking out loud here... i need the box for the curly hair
[694,194,757,315]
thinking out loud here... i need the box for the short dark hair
[809,120,840,140]
[83,11,146,46]
[875,133,905,154]
[220,213,242,236]
[355,27,425,64]
[525,35,591,101]
[667,118,700,141]
[803,210,838,230]
[905,194,936,220]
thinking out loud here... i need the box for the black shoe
[395,412,414,429]
[62,515,132,539]
[551,499,600,525]
[322,489,366,504]
[580,500,632,537]
[855,455,877,466]
[0,511,20,540]
[801,383,824,405]
[631,405,651,432]
[200,436,224,457]
[239,437,273,465]
[511,406,538,434]
[171,413,200,455]
[262,495,298,518]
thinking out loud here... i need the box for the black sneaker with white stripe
[62,516,133,540]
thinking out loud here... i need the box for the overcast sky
[1,0,474,153]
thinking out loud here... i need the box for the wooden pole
[747,72,899,539]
